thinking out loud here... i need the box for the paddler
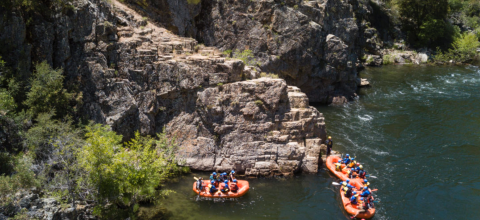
[195,177,203,191]
[351,198,369,218]
[230,179,239,193]
[348,168,357,179]
[357,165,367,179]
[343,154,351,165]
[350,192,359,205]
[364,179,370,188]
[325,136,333,157]
[229,169,236,181]
[340,179,354,189]
[335,160,343,171]
[208,180,218,194]
[343,182,353,197]
[220,180,230,193]
[347,158,356,168]
[360,186,371,198]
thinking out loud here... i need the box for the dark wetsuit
[326,139,333,156]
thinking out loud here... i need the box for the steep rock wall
[0,0,327,175]
[123,0,375,103]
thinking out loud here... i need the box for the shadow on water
[140,64,480,220]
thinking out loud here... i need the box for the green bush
[24,61,77,118]
[434,33,480,63]
[259,72,279,78]
[0,154,40,206]
[233,49,259,66]
[79,124,180,217]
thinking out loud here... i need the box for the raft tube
[193,180,249,198]
[326,155,365,189]
[339,186,376,219]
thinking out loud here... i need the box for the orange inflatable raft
[339,186,376,219]
[192,180,250,198]
[326,156,365,189]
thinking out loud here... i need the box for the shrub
[0,89,16,116]
[79,124,180,216]
[0,154,40,206]
[383,55,395,65]
[104,21,113,27]
[233,49,259,66]
[434,33,480,63]
[222,49,232,57]
[254,100,263,106]
[24,61,77,118]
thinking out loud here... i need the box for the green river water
[142,65,480,220]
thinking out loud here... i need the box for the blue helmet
[233,179,237,183]
[224,180,228,184]
[353,191,357,194]
[360,198,364,201]
[213,172,217,175]
[232,170,235,174]
[351,168,354,171]
[211,180,215,184]
[223,172,227,175]
[346,179,350,183]
[364,179,368,183]
[364,186,368,190]
[346,154,350,157]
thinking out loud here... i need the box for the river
[141,65,480,219]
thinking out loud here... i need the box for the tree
[24,61,77,119]
[398,0,450,48]
[78,124,180,217]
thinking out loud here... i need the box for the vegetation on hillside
[377,0,480,63]
[0,58,184,219]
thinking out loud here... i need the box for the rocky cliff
[123,0,379,104]
[0,0,328,175]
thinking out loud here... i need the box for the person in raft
[364,179,370,188]
[340,179,354,189]
[325,136,333,157]
[348,168,357,179]
[342,182,353,198]
[350,192,359,205]
[351,197,369,219]
[229,169,236,181]
[360,186,371,198]
[208,180,218,194]
[357,165,367,179]
[335,160,343,171]
[220,180,230,193]
[196,177,203,191]
[347,158,356,168]
[343,154,351,165]
[230,179,239,193]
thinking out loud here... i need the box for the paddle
[194,177,199,180]
[366,174,377,178]
[332,182,341,186]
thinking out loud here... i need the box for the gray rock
[364,54,383,66]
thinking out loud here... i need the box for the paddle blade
[194,177,199,180]
[371,189,378,192]
[332,182,340,185]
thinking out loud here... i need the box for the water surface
[147,65,480,219]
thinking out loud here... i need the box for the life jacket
[335,163,342,171]
[342,186,348,192]
[348,161,355,168]
[361,190,371,197]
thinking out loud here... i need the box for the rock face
[123,0,378,103]
[0,0,327,175]
[171,78,326,175]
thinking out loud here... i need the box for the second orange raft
[338,180,376,219]
[192,180,249,198]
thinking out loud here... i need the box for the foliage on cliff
[0,58,184,218]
